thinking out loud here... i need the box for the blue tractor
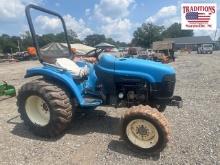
[17,5,182,153]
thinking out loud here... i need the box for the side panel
[114,70,155,82]
[96,55,158,83]
[94,64,115,94]
[115,58,175,82]
[76,61,98,91]
[95,63,155,83]
[24,66,84,104]
[86,64,97,91]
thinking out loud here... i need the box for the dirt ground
[0,52,219,165]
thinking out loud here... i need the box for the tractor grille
[160,75,176,97]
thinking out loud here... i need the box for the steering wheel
[85,48,104,60]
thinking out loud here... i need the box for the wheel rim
[25,95,50,126]
[126,119,159,149]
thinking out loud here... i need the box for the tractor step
[81,97,102,107]
[83,88,101,97]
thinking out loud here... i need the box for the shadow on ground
[108,140,160,160]
[8,115,60,141]
[9,110,120,141]
[0,96,15,102]
[9,109,160,160]
[67,109,120,136]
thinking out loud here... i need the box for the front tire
[122,105,170,153]
[17,79,73,137]
[154,104,167,112]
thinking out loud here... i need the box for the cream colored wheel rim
[25,95,50,126]
[126,119,159,149]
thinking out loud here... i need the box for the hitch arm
[152,96,183,108]
[168,96,183,108]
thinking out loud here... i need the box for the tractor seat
[55,58,89,78]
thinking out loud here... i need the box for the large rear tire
[17,79,73,137]
[122,105,170,153]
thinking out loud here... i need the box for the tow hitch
[152,96,183,108]
[169,96,183,108]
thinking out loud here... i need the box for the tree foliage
[84,34,128,47]
[0,31,128,54]
[0,34,18,53]
[131,23,164,48]
[84,34,106,47]
[0,22,197,54]
[131,22,194,48]
[162,23,193,38]
[0,30,80,54]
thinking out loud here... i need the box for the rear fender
[24,66,84,104]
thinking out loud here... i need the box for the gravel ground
[0,52,219,165]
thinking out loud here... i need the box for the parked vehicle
[146,49,155,56]
[197,44,213,54]
[17,5,183,153]
[128,47,138,55]
[152,40,175,62]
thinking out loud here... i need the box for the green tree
[20,30,80,48]
[115,41,128,47]
[131,23,164,48]
[20,31,33,51]
[162,23,193,38]
[2,42,17,53]
[38,33,56,47]
[67,29,80,43]
[84,34,106,46]
[0,36,3,53]
[0,34,18,53]
[106,37,117,45]
[56,32,71,43]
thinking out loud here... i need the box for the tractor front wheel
[154,104,167,112]
[121,105,170,153]
[17,79,73,137]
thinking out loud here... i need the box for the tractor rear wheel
[122,105,170,153]
[17,79,73,137]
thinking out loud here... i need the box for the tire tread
[122,105,170,153]
[17,78,73,137]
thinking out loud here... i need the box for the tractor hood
[98,54,175,83]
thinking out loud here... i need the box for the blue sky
[0,0,219,42]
